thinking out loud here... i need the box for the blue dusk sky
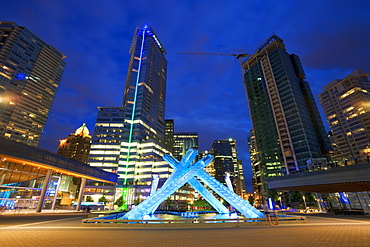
[2,0,369,191]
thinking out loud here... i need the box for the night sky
[3,0,369,191]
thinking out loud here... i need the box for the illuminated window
[344,106,354,112]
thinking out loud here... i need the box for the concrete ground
[1,210,370,247]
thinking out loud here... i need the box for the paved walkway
[1,211,370,246]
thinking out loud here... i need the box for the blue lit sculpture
[123,148,263,220]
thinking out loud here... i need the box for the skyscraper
[122,23,167,145]
[0,21,66,147]
[88,24,170,206]
[212,138,245,196]
[243,35,331,199]
[164,119,174,153]
[319,70,370,161]
[57,123,91,164]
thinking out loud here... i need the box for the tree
[193,199,212,210]
[98,195,109,205]
[85,196,94,202]
[248,195,254,205]
[164,197,172,210]
[133,198,141,205]
[114,196,125,208]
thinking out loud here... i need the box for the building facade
[164,119,174,154]
[211,138,245,197]
[88,24,171,206]
[57,123,91,164]
[318,70,370,215]
[248,128,260,195]
[243,35,331,199]
[319,70,370,161]
[173,132,198,161]
[0,21,66,147]
[88,107,125,174]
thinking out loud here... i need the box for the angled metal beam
[194,169,263,218]
[163,154,229,214]
[124,149,212,219]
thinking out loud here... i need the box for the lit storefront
[0,138,117,213]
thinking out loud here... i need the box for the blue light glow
[136,24,165,54]
[268,198,274,210]
[15,73,27,80]
[339,192,350,204]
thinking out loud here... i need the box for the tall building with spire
[243,35,331,199]
[0,21,66,147]
[88,24,170,206]
[57,123,91,164]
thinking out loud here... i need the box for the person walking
[273,207,279,225]
[262,201,272,225]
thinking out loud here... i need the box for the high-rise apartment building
[173,132,198,161]
[319,70,370,161]
[88,24,170,206]
[57,123,91,164]
[243,35,331,199]
[211,138,245,196]
[0,21,66,147]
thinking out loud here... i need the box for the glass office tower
[212,138,245,197]
[119,24,169,204]
[0,21,66,147]
[88,24,170,206]
[243,35,331,199]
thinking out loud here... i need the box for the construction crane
[177,51,248,60]
[177,51,249,82]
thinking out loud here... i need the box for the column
[36,169,53,213]
[51,175,62,211]
[0,161,10,185]
[76,178,86,211]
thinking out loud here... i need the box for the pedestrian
[262,201,272,225]
[273,207,279,225]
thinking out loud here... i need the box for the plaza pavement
[1,210,370,247]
